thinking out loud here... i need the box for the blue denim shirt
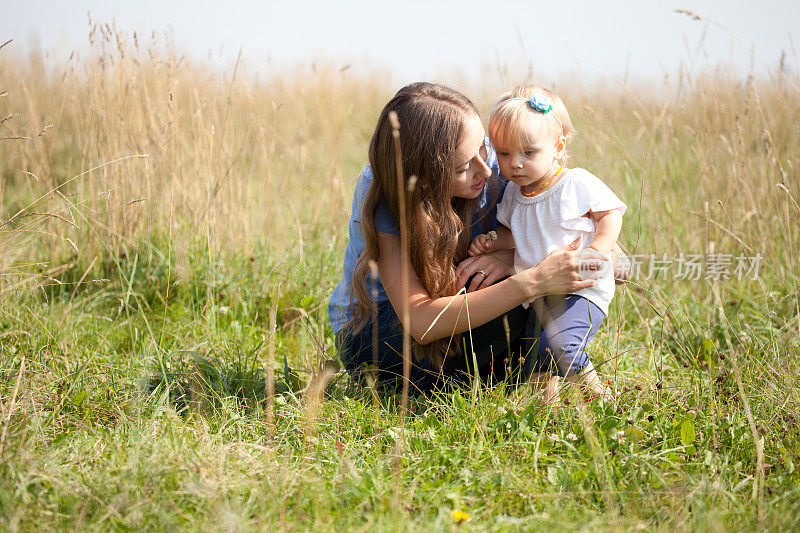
[328,142,504,332]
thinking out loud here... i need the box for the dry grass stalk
[265,303,277,440]
[303,364,337,439]
[0,356,25,458]
[368,259,381,423]
[388,111,412,421]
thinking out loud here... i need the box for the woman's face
[450,113,492,199]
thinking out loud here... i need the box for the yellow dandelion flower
[451,510,471,523]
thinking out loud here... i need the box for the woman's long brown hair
[349,82,499,367]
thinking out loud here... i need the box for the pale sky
[2,0,798,86]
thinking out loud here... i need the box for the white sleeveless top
[496,167,627,314]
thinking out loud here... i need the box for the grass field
[1,27,800,531]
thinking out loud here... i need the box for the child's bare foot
[544,375,562,405]
[529,372,561,405]
[566,366,613,403]
[582,381,613,402]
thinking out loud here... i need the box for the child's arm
[469,225,515,256]
[588,209,623,256]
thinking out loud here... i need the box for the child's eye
[524,150,536,156]
[498,152,510,157]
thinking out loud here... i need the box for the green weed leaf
[680,417,696,445]
[72,390,87,408]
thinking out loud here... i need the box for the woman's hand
[455,249,515,293]
[518,236,600,299]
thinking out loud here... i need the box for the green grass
[1,235,798,531]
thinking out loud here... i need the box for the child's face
[494,114,563,190]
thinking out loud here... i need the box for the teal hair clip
[529,95,553,113]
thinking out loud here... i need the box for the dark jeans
[335,301,529,396]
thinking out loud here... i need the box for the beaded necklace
[521,165,567,197]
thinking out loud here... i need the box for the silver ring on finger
[477,270,487,278]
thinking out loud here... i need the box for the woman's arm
[377,233,597,344]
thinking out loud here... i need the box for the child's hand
[469,232,497,256]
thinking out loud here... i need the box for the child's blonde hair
[489,85,575,157]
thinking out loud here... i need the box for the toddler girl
[469,85,626,400]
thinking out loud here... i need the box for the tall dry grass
[1,26,388,285]
[2,28,798,284]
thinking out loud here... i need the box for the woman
[328,82,601,395]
